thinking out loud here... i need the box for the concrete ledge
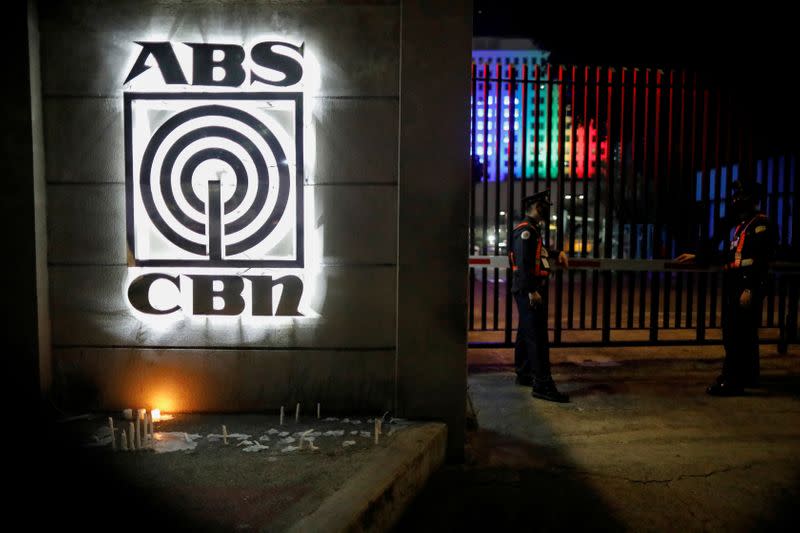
[290,422,447,533]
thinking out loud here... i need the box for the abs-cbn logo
[124,41,307,317]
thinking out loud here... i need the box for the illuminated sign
[123,41,312,318]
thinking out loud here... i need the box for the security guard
[676,180,778,395]
[509,190,570,402]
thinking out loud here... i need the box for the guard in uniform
[676,180,778,395]
[509,190,570,402]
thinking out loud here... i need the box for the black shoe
[532,381,570,403]
[515,374,533,386]
[744,374,760,388]
[706,380,744,396]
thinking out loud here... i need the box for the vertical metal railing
[467,60,799,347]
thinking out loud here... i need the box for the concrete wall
[39,0,469,454]
[3,0,51,418]
[397,2,471,457]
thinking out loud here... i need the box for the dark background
[474,2,799,148]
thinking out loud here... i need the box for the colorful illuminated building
[565,118,609,179]
[471,39,608,182]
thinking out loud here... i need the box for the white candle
[120,429,128,451]
[128,422,135,451]
[222,424,228,445]
[295,403,300,423]
[123,408,133,420]
[317,403,321,420]
[135,418,141,450]
[374,419,382,445]
[138,409,146,446]
[150,408,161,422]
[108,417,116,451]
[144,412,151,446]
[280,406,284,426]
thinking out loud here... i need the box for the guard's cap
[522,189,552,211]
[731,180,762,201]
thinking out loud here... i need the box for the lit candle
[123,408,133,420]
[108,417,116,451]
[120,429,128,451]
[374,419,382,445]
[128,422,135,451]
[151,408,161,423]
[222,424,228,445]
[135,416,141,450]
[317,403,321,420]
[280,406,284,426]
[295,403,300,423]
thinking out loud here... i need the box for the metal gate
[468,62,799,348]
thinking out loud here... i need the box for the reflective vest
[724,214,767,270]
[509,222,550,278]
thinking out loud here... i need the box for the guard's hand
[740,289,752,308]
[558,251,569,270]
[675,253,696,264]
[529,291,542,307]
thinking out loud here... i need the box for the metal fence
[468,62,799,349]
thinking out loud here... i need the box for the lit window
[503,123,509,131]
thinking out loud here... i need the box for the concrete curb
[289,422,447,533]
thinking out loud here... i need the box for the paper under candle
[108,417,116,451]
[128,422,135,451]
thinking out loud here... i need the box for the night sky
[474,2,799,146]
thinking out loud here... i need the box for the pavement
[21,345,800,532]
[24,412,446,532]
[398,347,800,532]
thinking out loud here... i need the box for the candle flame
[150,409,173,422]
